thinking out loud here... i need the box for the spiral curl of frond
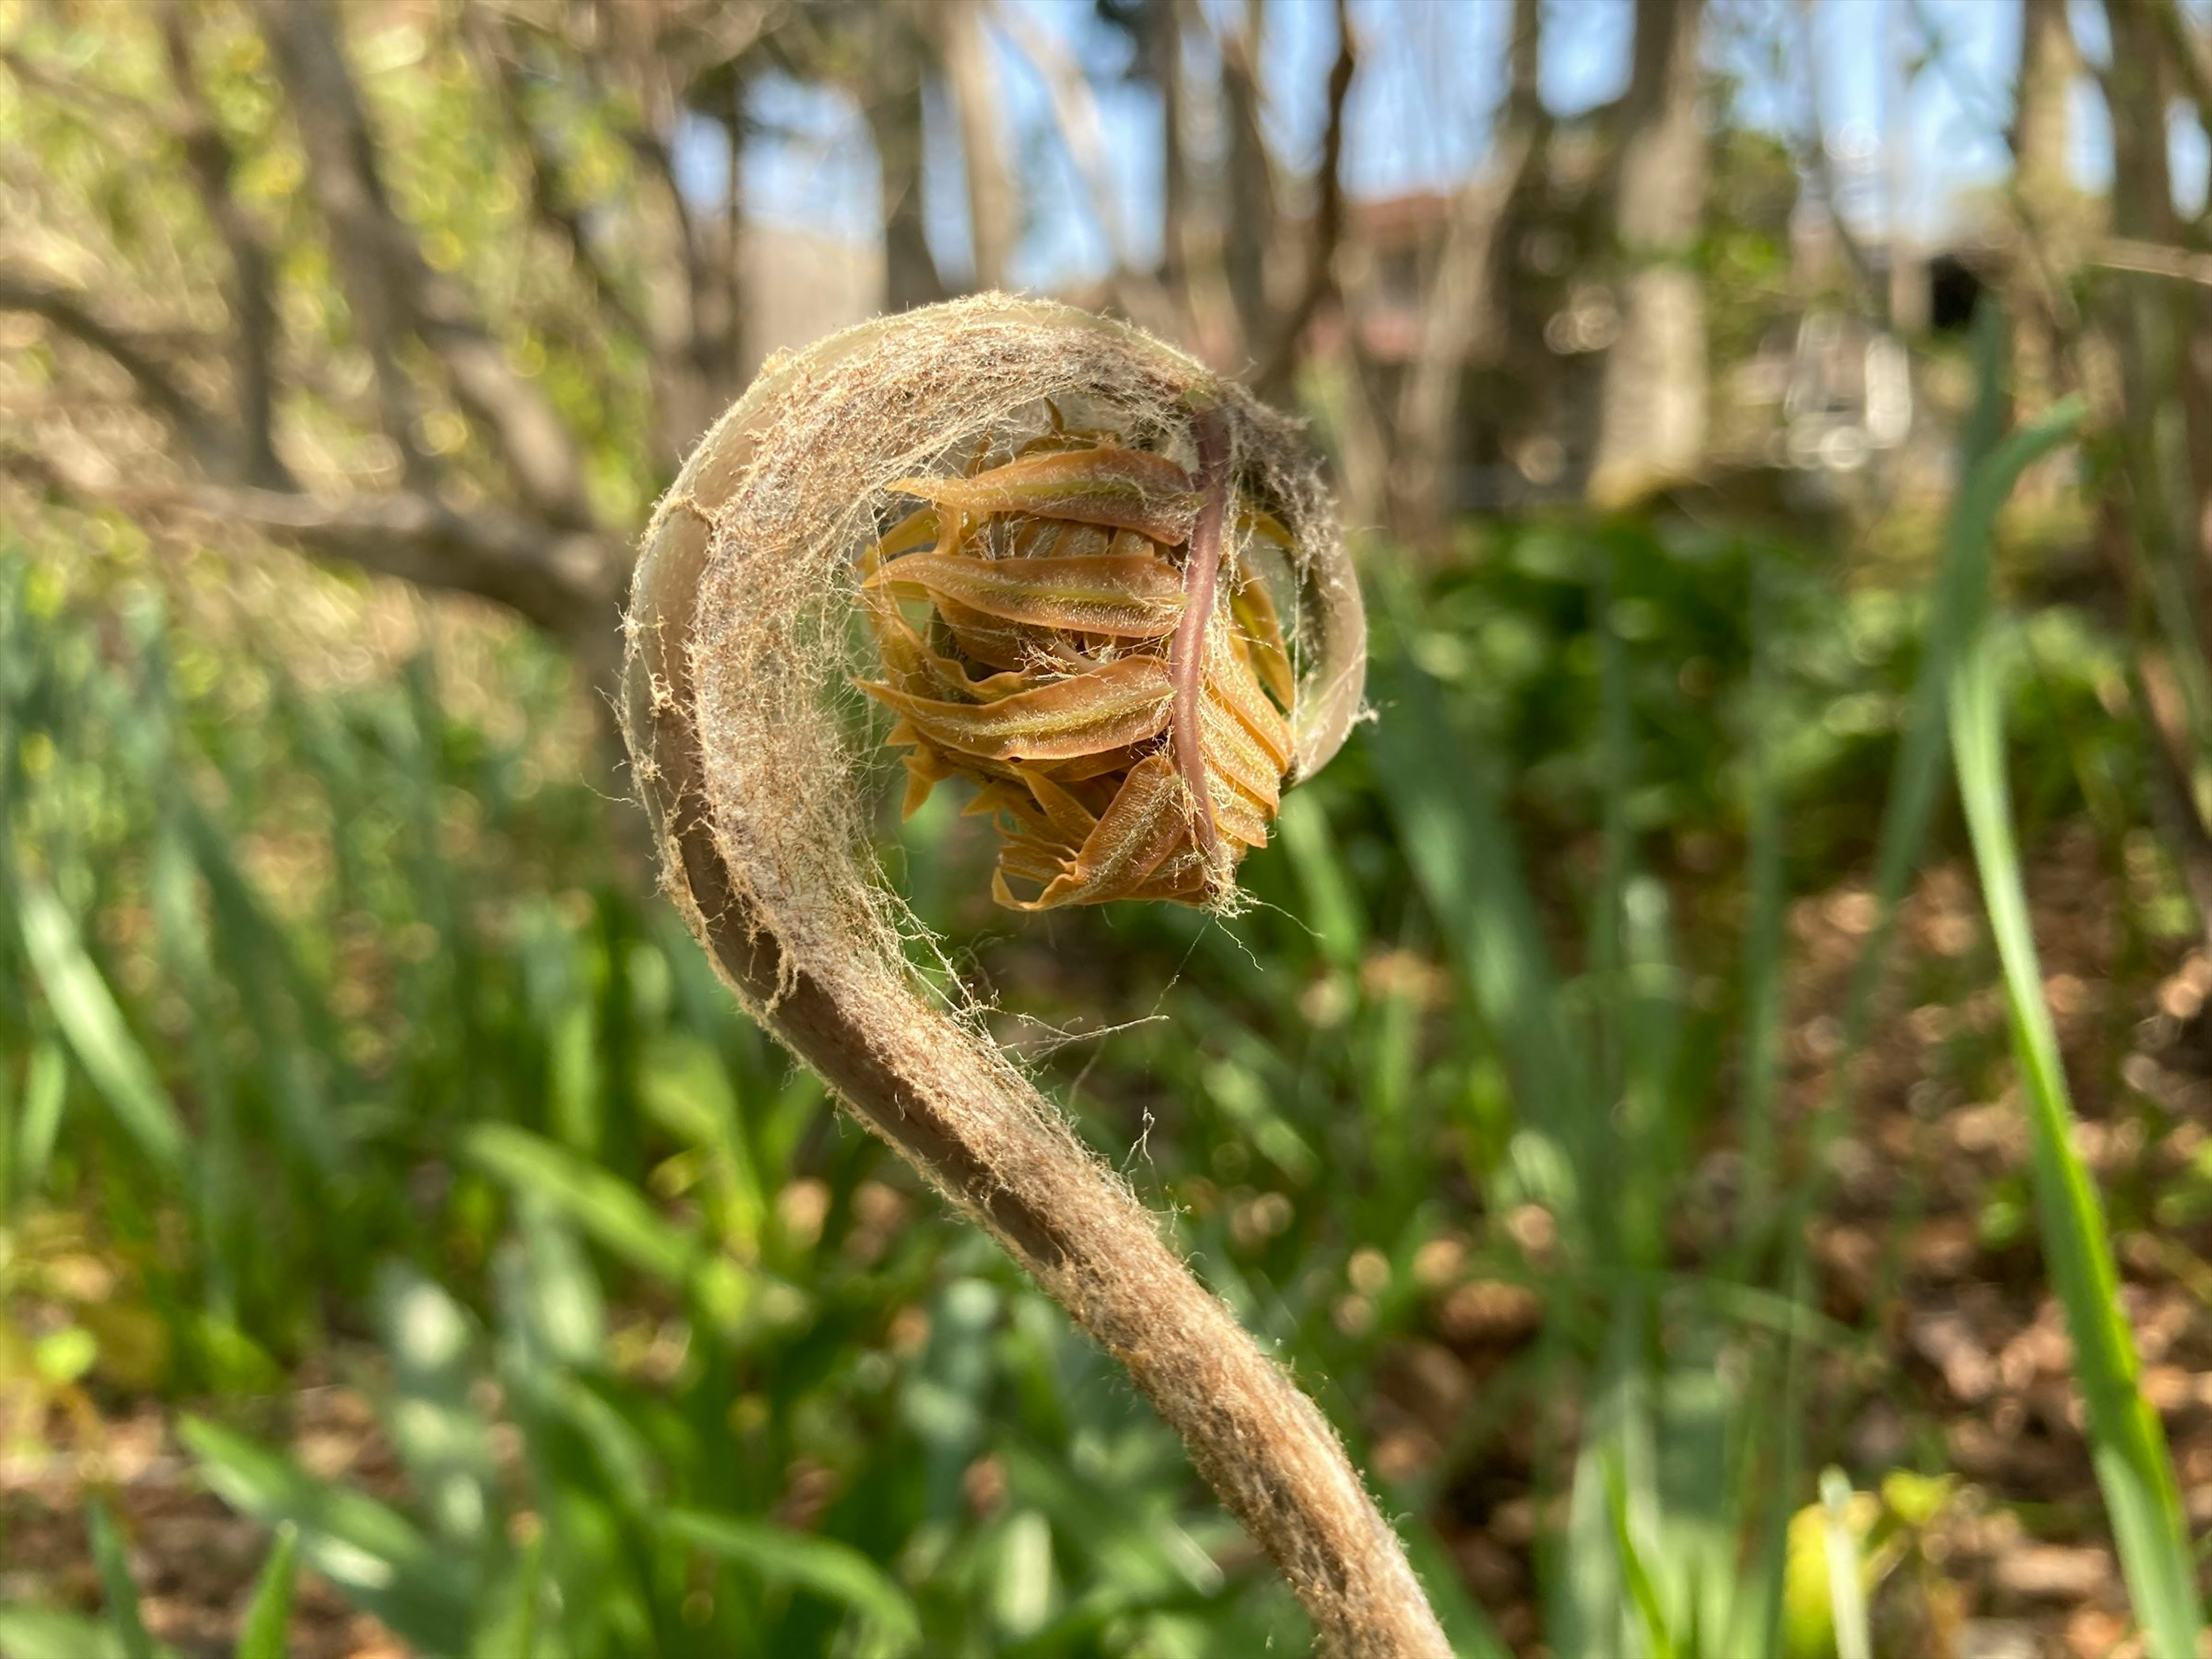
[621,296,1442,1657]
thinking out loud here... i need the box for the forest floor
[1411,830,2212,1659]
[6,833,2210,1659]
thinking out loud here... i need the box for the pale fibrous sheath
[622,297,1442,1657]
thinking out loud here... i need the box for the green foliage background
[5,446,2204,1654]
[1,4,2208,1657]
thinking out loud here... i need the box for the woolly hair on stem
[620,295,1446,1657]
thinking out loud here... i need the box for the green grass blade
[1816,1469,1871,1659]
[637,1035,766,1256]
[85,1499,154,1659]
[467,1530,543,1659]
[0,1608,127,1659]
[13,1040,67,1200]
[1755,309,2067,1658]
[466,1122,696,1282]
[1367,639,1595,1237]
[16,881,187,1177]
[665,1508,922,1655]
[233,1525,299,1659]
[179,1415,471,1648]
[1735,555,1789,1264]
[1603,1454,1674,1659]
[373,1264,495,1547]
[1938,391,2199,1654]
[1794,307,2013,1179]
[1275,791,1365,970]
[464,1123,770,1336]
[1946,410,2203,1656]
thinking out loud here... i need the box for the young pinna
[857,419,1298,910]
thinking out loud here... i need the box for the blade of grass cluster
[234,1526,300,1659]
[1368,587,1596,1243]
[1753,305,2023,1658]
[466,1532,543,1659]
[1275,791,1364,971]
[16,879,187,1179]
[663,1509,922,1656]
[1944,400,2200,1659]
[85,1499,155,1659]
[1781,303,2011,1238]
[0,1608,130,1659]
[1603,1452,1674,1659]
[374,1264,495,1547]
[1733,554,1788,1268]
[180,1415,472,1646]
[1749,1269,1811,1659]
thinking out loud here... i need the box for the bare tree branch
[247,0,433,491]
[253,0,596,528]
[160,7,291,490]
[469,20,651,347]
[1253,0,1355,403]
[0,266,232,475]
[2096,237,2212,287]
[4,440,622,642]
[549,0,774,457]
[933,2,1017,291]
[991,1,1185,339]
[186,483,623,637]
[4,14,636,672]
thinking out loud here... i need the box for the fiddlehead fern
[622,296,1444,1657]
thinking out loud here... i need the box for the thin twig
[3,442,620,641]
[2094,236,2212,289]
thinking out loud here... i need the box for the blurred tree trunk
[1589,0,1708,505]
[2108,4,2212,521]
[2014,0,2074,217]
[2097,1,2212,929]
[1386,0,1545,544]
[863,69,948,313]
[933,2,1016,291]
[1251,0,1354,404]
[1220,0,1276,362]
[1142,0,1192,307]
[2008,0,2075,411]
[1107,0,1354,384]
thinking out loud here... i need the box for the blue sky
[698,0,2197,289]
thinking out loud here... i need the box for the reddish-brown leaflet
[856,425,1295,909]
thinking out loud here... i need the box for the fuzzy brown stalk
[620,297,1442,1655]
